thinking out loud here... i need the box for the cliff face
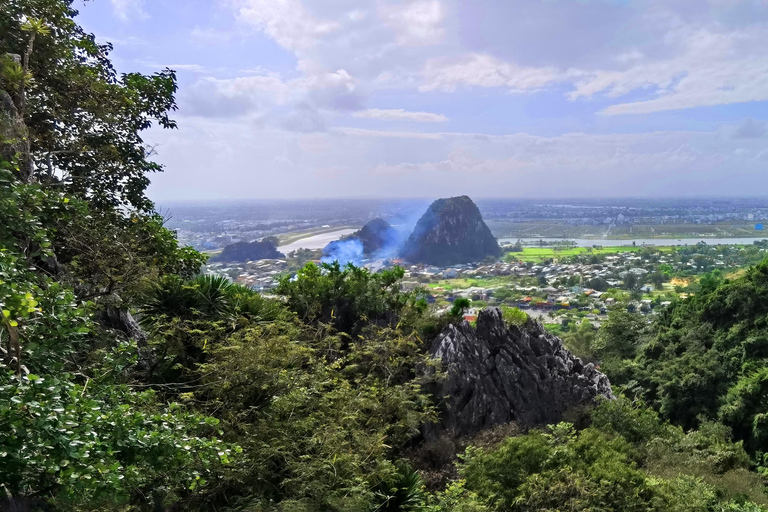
[399,196,500,266]
[428,307,613,437]
[211,240,285,262]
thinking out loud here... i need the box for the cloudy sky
[76,0,768,200]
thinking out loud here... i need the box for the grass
[428,276,515,291]
[490,221,768,239]
[505,246,653,263]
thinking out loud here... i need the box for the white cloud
[373,149,528,175]
[419,53,567,93]
[148,117,768,200]
[222,0,768,115]
[235,0,340,51]
[571,26,768,114]
[353,108,448,122]
[181,69,362,130]
[110,0,147,21]
[336,127,444,140]
[379,1,445,46]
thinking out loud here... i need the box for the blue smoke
[322,239,365,266]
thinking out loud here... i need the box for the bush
[501,306,528,327]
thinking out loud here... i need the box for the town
[204,239,768,335]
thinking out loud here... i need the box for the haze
[76,0,768,200]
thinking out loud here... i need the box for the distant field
[428,276,513,291]
[488,221,766,239]
[505,246,666,263]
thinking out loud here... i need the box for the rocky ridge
[428,307,613,437]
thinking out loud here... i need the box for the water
[278,231,768,255]
[499,237,768,247]
[278,229,357,253]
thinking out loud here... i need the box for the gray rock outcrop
[428,307,613,437]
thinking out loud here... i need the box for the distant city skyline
[77,0,768,200]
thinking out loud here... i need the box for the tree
[2,0,179,212]
[585,277,609,291]
[623,272,638,291]
[451,297,472,317]
[649,272,665,290]
[262,235,280,247]
[502,306,528,326]
[595,310,646,361]
[561,319,596,361]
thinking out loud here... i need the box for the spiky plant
[372,464,428,511]
[191,274,233,317]
[139,275,201,326]
[0,58,32,94]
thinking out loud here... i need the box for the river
[278,229,358,254]
[278,231,767,255]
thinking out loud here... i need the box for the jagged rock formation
[400,196,500,266]
[428,307,613,437]
[324,218,398,259]
[211,240,285,262]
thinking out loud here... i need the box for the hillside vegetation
[1,2,768,511]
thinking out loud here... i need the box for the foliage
[501,306,528,327]
[141,273,287,326]
[0,370,232,509]
[450,297,471,317]
[2,0,179,211]
[7,1,768,511]
[459,401,767,512]
[373,464,429,512]
[276,261,426,335]
[186,317,438,509]
[0,203,233,509]
[595,259,768,453]
[560,319,596,361]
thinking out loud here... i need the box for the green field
[428,276,514,291]
[506,245,662,263]
[488,220,766,239]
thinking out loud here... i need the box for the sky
[74,0,768,200]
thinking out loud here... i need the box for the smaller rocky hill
[428,307,613,438]
[350,218,399,255]
[324,218,398,260]
[399,196,500,266]
[211,240,285,262]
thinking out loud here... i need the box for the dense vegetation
[2,2,768,511]
[593,261,768,456]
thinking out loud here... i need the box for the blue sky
[74,0,768,200]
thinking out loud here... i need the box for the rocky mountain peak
[399,195,500,265]
[428,307,613,438]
